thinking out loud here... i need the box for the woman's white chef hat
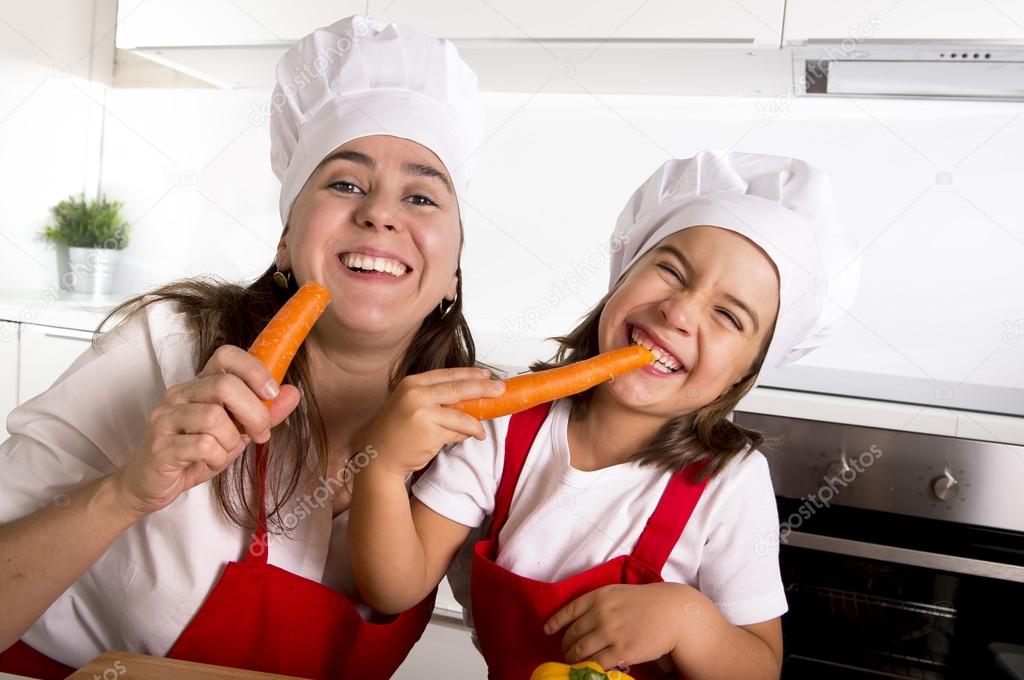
[270,15,483,226]
[608,150,861,376]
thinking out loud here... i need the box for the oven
[734,411,1024,679]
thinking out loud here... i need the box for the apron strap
[630,460,710,571]
[487,402,553,541]
[244,442,270,565]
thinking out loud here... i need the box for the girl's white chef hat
[270,15,483,225]
[608,150,861,374]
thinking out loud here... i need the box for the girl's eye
[657,262,685,285]
[718,309,743,331]
[329,181,363,194]
[407,194,437,207]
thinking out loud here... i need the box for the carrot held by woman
[246,281,331,409]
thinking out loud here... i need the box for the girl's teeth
[630,328,682,372]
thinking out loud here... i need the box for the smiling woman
[0,14,487,680]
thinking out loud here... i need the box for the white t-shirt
[413,399,788,628]
[0,300,357,667]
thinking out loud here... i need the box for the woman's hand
[544,583,692,671]
[111,344,301,518]
[358,367,504,478]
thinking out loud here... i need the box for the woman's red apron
[470,403,709,680]
[1,444,435,680]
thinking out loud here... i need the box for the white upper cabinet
[783,0,1024,43]
[115,0,367,47]
[369,0,784,45]
[116,0,786,48]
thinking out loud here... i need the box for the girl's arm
[349,472,471,614]
[666,586,781,680]
[348,367,504,614]
[546,583,782,680]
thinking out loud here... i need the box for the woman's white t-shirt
[413,398,788,628]
[0,300,357,667]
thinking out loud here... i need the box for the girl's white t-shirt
[0,300,358,667]
[413,398,788,628]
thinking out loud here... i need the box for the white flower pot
[67,247,119,295]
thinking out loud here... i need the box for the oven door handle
[786,531,1024,583]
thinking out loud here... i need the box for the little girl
[349,150,858,679]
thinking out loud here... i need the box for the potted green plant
[41,193,131,295]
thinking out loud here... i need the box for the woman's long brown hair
[99,264,475,534]
[531,291,774,481]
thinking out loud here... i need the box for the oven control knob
[932,471,959,502]
[825,456,852,480]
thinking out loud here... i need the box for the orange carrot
[452,345,655,420]
[248,281,331,410]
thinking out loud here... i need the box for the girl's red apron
[470,403,709,680]
[0,444,435,680]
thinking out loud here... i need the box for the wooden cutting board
[65,651,311,679]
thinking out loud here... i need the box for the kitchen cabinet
[116,0,786,48]
[784,0,1024,43]
[16,324,94,405]
[115,0,366,48]
[0,322,18,440]
[369,0,785,45]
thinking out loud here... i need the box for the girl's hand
[112,345,302,518]
[359,367,504,478]
[544,583,694,671]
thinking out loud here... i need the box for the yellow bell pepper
[530,661,636,680]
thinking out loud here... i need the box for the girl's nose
[659,292,698,335]
[353,193,398,232]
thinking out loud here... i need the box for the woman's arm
[0,474,141,650]
[0,345,299,650]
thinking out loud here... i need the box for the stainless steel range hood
[795,41,1024,100]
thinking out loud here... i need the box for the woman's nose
[353,194,398,231]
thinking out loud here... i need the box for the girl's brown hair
[531,291,774,481]
[99,264,475,533]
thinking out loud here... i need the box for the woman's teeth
[630,328,683,374]
[340,253,408,277]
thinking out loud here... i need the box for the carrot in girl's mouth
[452,345,655,421]
[248,281,332,410]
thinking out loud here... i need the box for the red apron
[1,443,435,680]
[470,403,709,680]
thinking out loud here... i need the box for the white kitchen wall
[0,0,115,293]
[92,86,1024,400]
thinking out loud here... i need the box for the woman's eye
[657,262,685,285]
[718,309,742,331]
[329,181,363,194]
[407,194,437,207]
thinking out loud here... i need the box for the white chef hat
[269,15,483,226]
[608,150,860,377]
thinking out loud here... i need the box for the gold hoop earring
[439,291,458,318]
[272,267,291,290]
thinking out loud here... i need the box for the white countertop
[0,289,129,333]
